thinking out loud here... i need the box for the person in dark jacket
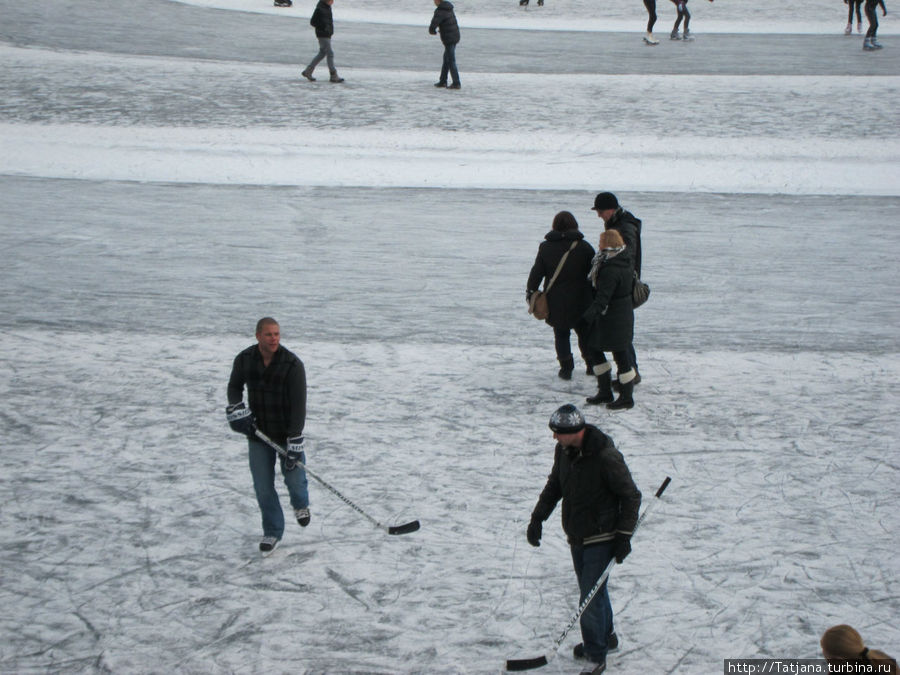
[592,191,642,390]
[527,404,642,674]
[226,317,310,555]
[429,0,461,89]
[582,229,637,409]
[302,0,344,83]
[527,211,596,380]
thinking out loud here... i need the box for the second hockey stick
[505,476,672,671]
[254,429,420,535]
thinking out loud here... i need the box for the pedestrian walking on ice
[669,0,713,41]
[429,0,461,89]
[526,404,642,675]
[226,317,311,556]
[302,0,344,83]
[863,0,887,49]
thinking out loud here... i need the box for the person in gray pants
[302,0,344,83]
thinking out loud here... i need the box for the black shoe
[259,536,280,555]
[579,662,605,675]
[448,82,461,89]
[295,507,311,527]
[519,0,529,5]
[434,81,447,88]
[274,0,292,6]
[574,634,616,660]
[329,74,345,83]
[607,381,634,410]
[301,68,316,82]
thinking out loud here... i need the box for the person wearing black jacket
[582,229,637,410]
[302,0,344,83]
[527,211,596,380]
[592,192,642,390]
[226,318,310,555]
[429,0,461,89]
[527,404,642,674]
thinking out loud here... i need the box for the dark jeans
[865,0,879,36]
[644,0,657,32]
[553,324,590,367]
[672,0,690,31]
[440,42,460,85]
[570,541,616,664]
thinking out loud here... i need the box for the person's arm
[285,360,307,438]
[227,352,246,405]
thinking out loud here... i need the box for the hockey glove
[526,517,542,547]
[284,435,305,471]
[226,402,256,437]
[613,532,632,563]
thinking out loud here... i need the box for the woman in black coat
[581,229,637,409]
[527,211,595,379]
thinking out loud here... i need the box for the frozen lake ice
[0,0,898,673]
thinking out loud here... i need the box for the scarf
[589,245,626,288]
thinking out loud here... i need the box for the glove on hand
[284,435,304,471]
[526,517,543,547]
[226,402,256,437]
[613,532,632,563]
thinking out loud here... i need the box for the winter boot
[330,71,345,83]
[585,364,614,405]
[558,355,575,380]
[607,369,635,410]
[612,368,640,392]
[301,67,316,82]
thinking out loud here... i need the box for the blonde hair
[821,625,897,674]
[599,229,624,250]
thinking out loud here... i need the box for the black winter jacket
[582,249,634,353]
[429,1,460,45]
[532,425,641,546]
[310,0,334,38]
[527,230,595,330]
[605,207,642,277]
[228,345,306,444]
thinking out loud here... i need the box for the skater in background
[863,0,887,49]
[429,0,461,89]
[582,230,637,410]
[526,404,642,675]
[302,0,344,83]
[644,0,660,44]
[591,192,642,393]
[526,211,596,380]
[226,317,311,556]
[821,625,898,674]
[845,0,864,33]
[669,0,713,40]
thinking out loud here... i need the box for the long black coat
[605,207,642,277]
[527,230,595,330]
[429,1,460,45]
[582,249,634,353]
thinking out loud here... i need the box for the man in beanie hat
[526,404,642,674]
[591,192,643,389]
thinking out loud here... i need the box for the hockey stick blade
[505,655,548,671]
[388,520,421,535]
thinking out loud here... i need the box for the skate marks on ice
[1,328,897,672]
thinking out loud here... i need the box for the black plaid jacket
[228,345,306,444]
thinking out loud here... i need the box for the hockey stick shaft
[506,476,671,671]
[253,429,420,535]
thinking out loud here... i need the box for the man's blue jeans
[440,42,460,85]
[248,437,309,539]
[570,541,616,664]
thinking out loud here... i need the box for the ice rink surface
[0,1,898,673]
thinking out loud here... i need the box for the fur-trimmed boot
[585,363,614,405]
[607,368,635,410]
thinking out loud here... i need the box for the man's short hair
[256,317,279,334]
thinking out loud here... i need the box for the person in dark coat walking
[429,0,461,89]
[226,317,311,556]
[527,404,642,674]
[582,229,637,410]
[527,211,596,380]
[592,191,642,390]
[302,0,344,83]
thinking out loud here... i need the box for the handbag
[529,240,578,321]
[632,271,650,308]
